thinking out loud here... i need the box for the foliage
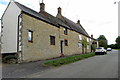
[44,53,95,67]
[97,35,108,49]
[82,38,88,48]
[2,55,17,64]
[108,36,120,49]
[98,35,107,40]
[116,36,120,45]
[91,44,96,52]
[108,44,120,49]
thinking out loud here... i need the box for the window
[87,38,89,42]
[28,30,33,42]
[64,28,68,35]
[78,42,82,48]
[79,35,82,40]
[64,40,68,46]
[87,45,89,49]
[50,36,55,45]
[90,38,91,41]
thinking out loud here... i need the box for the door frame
[60,40,64,54]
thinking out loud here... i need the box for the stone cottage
[0,0,98,63]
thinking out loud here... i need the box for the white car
[95,47,107,55]
[107,48,112,51]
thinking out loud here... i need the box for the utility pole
[114,1,120,36]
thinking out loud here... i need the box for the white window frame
[28,30,33,42]
[87,45,89,49]
[78,42,82,48]
[87,38,89,42]
[79,35,82,40]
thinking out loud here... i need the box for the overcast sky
[0,0,118,44]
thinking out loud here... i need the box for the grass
[44,52,95,67]
[116,49,120,50]
[114,49,120,50]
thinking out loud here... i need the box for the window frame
[79,35,82,40]
[78,42,82,48]
[28,30,33,43]
[50,35,55,45]
[87,38,89,42]
[64,28,68,35]
[64,39,68,46]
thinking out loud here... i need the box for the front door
[60,40,63,53]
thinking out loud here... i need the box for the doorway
[60,40,63,54]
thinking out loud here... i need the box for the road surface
[26,50,118,78]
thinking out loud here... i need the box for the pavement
[2,54,74,78]
[1,50,119,78]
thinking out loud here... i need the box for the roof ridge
[61,16,90,37]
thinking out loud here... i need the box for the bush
[2,55,17,64]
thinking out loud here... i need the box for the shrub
[2,55,17,64]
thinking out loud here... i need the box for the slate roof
[39,11,70,29]
[15,2,59,27]
[61,16,90,37]
[15,1,90,38]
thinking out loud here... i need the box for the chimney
[91,35,93,38]
[58,7,62,14]
[40,2,45,12]
[77,20,80,25]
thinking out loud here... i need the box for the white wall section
[1,1,21,53]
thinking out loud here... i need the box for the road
[2,50,118,78]
[26,50,118,78]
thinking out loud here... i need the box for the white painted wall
[1,1,21,53]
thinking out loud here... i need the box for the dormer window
[64,28,68,35]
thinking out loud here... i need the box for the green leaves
[82,38,88,48]
[97,35,108,49]
[116,36,120,45]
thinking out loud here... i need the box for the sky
[0,0,118,45]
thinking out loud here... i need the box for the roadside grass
[44,52,95,67]
[115,49,120,50]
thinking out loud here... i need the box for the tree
[115,36,120,49]
[116,36,120,45]
[97,35,108,49]
[82,38,88,54]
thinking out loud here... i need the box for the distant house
[0,0,98,63]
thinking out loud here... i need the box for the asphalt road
[26,50,118,78]
[2,50,118,78]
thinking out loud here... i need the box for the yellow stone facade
[18,13,94,62]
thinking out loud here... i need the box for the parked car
[95,47,107,55]
[107,48,112,51]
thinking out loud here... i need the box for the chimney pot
[40,2,45,12]
[91,35,93,38]
[58,7,62,14]
[77,20,80,24]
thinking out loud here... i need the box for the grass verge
[44,52,95,67]
[115,49,120,50]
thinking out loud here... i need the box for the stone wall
[19,13,94,62]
